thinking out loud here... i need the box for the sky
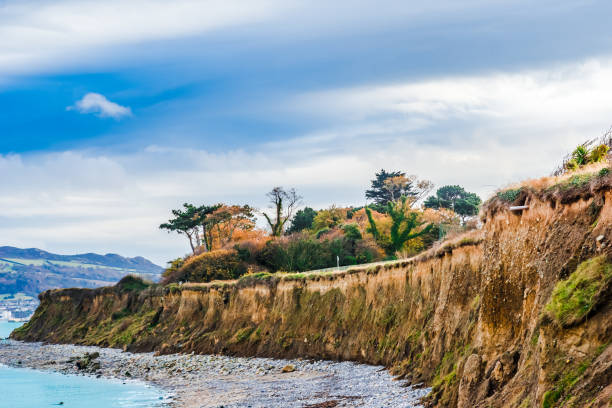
[2,0,612,265]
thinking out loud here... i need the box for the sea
[0,321,167,408]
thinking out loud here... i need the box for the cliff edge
[12,168,612,407]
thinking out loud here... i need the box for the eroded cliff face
[12,182,612,408]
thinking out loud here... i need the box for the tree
[311,206,347,231]
[263,187,302,236]
[366,170,433,208]
[366,169,411,206]
[286,207,317,234]
[204,204,255,249]
[365,196,432,257]
[423,185,481,222]
[193,204,222,251]
[162,203,257,253]
[159,203,204,253]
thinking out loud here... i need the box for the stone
[457,354,482,408]
[281,364,295,373]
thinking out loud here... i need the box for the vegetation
[263,187,302,236]
[366,196,432,257]
[540,343,609,408]
[286,207,317,234]
[161,249,249,284]
[365,169,433,209]
[159,203,219,253]
[159,169,483,283]
[496,188,522,203]
[311,206,346,231]
[424,185,481,222]
[545,255,612,327]
[565,143,609,172]
[115,275,150,292]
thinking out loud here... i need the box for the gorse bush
[253,231,376,272]
[161,249,248,284]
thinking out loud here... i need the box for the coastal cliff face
[13,174,612,408]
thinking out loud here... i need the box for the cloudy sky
[2,0,612,264]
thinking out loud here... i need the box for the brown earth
[12,172,612,408]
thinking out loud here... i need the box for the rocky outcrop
[12,172,612,407]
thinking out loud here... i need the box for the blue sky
[2,0,612,264]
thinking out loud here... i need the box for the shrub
[589,144,610,162]
[315,227,331,239]
[162,258,185,281]
[598,167,610,177]
[563,143,610,173]
[312,206,347,231]
[546,255,612,326]
[342,223,362,241]
[162,249,247,284]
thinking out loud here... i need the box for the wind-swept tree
[160,203,221,253]
[263,187,302,236]
[159,203,202,253]
[423,185,481,222]
[366,196,432,257]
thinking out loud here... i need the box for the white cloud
[0,0,543,77]
[4,57,612,264]
[68,93,132,119]
[293,58,612,129]
[0,0,291,76]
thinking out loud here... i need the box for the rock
[457,354,482,408]
[491,361,504,383]
[281,364,296,373]
[462,354,482,384]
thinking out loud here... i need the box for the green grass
[542,360,591,408]
[546,256,612,326]
[238,272,274,284]
[496,188,522,202]
[233,327,255,343]
[556,173,596,190]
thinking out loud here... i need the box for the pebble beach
[0,340,429,407]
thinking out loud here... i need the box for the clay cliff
[12,168,612,407]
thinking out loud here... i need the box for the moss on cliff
[545,255,612,327]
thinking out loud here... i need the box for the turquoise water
[0,366,166,407]
[0,322,166,408]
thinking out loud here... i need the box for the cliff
[12,168,612,408]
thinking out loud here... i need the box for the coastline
[0,340,429,407]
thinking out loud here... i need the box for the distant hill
[0,246,163,297]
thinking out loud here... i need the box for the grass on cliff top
[489,162,610,208]
[545,255,612,327]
